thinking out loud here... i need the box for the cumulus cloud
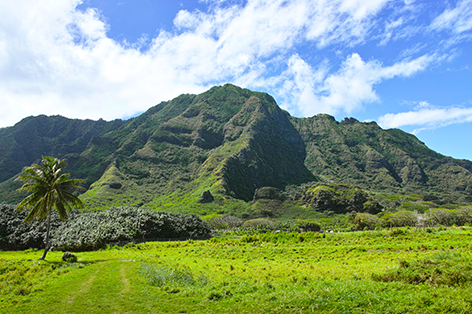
[378,106,472,134]
[0,0,210,127]
[270,52,436,117]
[0,0,450,128]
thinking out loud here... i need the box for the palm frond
[16,156,86,224]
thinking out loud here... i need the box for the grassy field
[1,228,472,313]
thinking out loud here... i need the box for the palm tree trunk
[39,210,51,260]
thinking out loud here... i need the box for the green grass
[1,229,472,313]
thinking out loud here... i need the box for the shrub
[455,207,472,225]
[383,211,417,227]
[0,205,211,251]
[51,207,211,251]
[297,220,321,232]
[241,218,277,228]
[353,213,383,230]
[0,204,62,251]
[205,215,243,229]
[62,252,77,263]
[431,209,456,226]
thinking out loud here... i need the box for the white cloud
[379,17,405,45]
[174,10,202,30]
[431,0,472,34]
[0,0,210,127]
[378,106,472,134]
[0,0,440,128]
[270,53,435,117]
[305,0,391,47]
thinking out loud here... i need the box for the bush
[0,204,62,251]
[0,205,211,251]
[205,215,243,229]
[51,207,211,251]
[297,220,321,232]
[241,218,277,228]
[353,213,383,230]
[383,211,417,227]
[430,209,456,226]
[62,252,77,263]
[454,207,472,225]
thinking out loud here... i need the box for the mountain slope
[292,115,472,201]
[1,84,471,209]
[0,116,125,203]
[80,84,315,209]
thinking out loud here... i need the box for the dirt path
[119,263,131,296]
[66,263,104,304]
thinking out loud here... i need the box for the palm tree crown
[16,156,85,259]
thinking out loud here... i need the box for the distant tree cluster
[350,207,472,230]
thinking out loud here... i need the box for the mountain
[292,115,472,199]
[1,84,471,211]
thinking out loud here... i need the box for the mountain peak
[1,85,471,208]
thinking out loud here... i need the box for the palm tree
[16,156,85,260]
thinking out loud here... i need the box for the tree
[16,156,85,260]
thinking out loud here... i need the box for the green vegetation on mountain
[0,84,471,214]
[292,115,472,203]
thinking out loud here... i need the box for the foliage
[241,218,278,228]
[0,205,211,251]
[204,215,243,229]
[51,206,211,251]
[297,220,321,232]
[0,204,62,250]
[15,156,85,223]
[15,156,85,259]
[455,206,472,225]
[216,219,320,236]
[383,211,418,227]
[300,184,381,214]
[62,252,77,263]
[353,213,384,230]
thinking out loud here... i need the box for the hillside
[293,115,472,200]
[1,84,471,210]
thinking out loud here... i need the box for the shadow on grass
[40,258,121,267]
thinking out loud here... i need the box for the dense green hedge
[0,204,211,251]
[0,203,62,251]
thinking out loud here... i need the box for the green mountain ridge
[1,84,471,211]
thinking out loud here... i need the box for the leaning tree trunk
[39,211,51,260]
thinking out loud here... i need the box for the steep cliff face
[292,115,472,198]
[0,116,125,203]
[1,84,471,209]
[0,115,124,183]
[208,93,315,201]
[82,84,314,207]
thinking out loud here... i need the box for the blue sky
[1,0,471,159]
